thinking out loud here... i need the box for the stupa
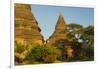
[15,4,44,46]
[46,13,68,46]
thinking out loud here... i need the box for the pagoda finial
[59,12,64,18]
[55,12,66,30]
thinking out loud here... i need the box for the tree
[79,26,94,61]
[67,23,84,40]
[66,24,94,61]
[66,24,83,60]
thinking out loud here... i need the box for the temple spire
[55,12,66,30]
[46,12,68,46]
[15,4,44,45]
[59,12,64,19]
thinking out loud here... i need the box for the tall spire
[55,12,66,30]
[59,12,64,19]
[46,12,68,46]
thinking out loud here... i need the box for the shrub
[44,55,57,63]
[27,45,60,63]
[43,46,61,63]
[15,42,61,64]
[15,42,29,53]
[14,41,31,64]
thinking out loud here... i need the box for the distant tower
[55,12,66,30]
[46,13,68,46]
[46,13,74,58]
[15,4,44,46]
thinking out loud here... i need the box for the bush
[15,42,61,64]
[78,46,94,61]
[27,45,60,63]
[15,41,29,53]
[43,46,61,63]
[44,55,57,63]
[15,42,28,64]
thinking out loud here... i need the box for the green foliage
[26,45,60,63]
[79,26,94,60]
[78,46,94,61]
[15,42,60,64]
[84,26,94,35]
[44,55,57,63]
[67,23,83,30]
[15,41,28,53]
[66,24,94,61]
[15,41,28,64]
